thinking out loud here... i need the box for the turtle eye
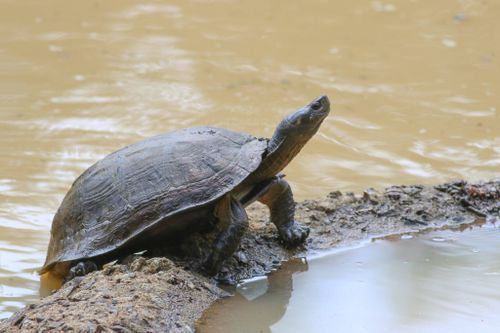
[311,101,321,111]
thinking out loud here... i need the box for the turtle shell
[41,126,267,273]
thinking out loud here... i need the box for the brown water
[0,0,499,319]
[197,222,500,333]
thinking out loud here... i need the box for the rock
[128,256,147,271]
[363,187,381,204]
[328,190,342,199]
[234,251,249,264]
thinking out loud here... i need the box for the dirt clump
[2,257,228,333]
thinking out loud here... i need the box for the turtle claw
[65,261,98,282]
[278,222,310,246]
[203,252,223,276]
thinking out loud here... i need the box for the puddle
[197,223,500,333]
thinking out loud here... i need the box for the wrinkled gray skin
[41,96,330,279]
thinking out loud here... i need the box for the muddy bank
[1,180,498,332]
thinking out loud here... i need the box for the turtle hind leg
[64,261,98,282]
[204,194,248,276]
[258,177,309,246]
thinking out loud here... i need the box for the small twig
[460,198,487,217]
[402,217,428,226]
[65,277,85,298]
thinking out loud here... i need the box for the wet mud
[1,180,498,332]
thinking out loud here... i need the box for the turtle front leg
[204,194,248,275]
[258,177,309,246]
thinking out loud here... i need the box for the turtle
[41,95,330,279]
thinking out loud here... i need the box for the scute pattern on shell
[42,126,267,272]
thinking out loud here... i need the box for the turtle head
[277,95,330,140]
[256,95,330,179]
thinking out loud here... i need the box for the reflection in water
[0,0,499,318]
[198,222,500,333]
[197,258,308,333]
